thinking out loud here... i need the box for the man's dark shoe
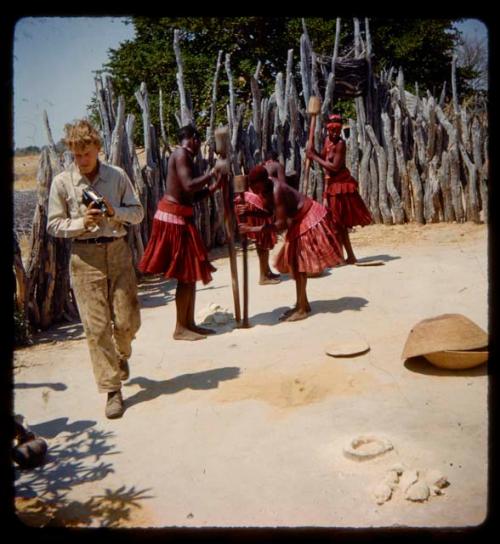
[119,359,130,381]
[105,390,124,419]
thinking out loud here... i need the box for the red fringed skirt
[274,198,344,275]
[324,168,372,228]
[235,191,277,250]
[138,198,216,284]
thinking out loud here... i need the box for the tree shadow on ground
[404,356,488,377]
[14,417,153,527]
[123,366,241,409]
[249,296,369,326]
[137,274,176,309]
[24,321,85,347]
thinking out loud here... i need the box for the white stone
[373,482,393,505]
[197,304,232,326]
[213,312,230,324]
[390,463,405,475]
[383,470,400,490]
[405,481,430,502]
[399,469,418,493]
[423,469,449,489]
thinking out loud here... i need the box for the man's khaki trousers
[70,237,141,393]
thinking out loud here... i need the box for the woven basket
[424,349,488,370]
[402,314,487,360]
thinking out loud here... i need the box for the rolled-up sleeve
[112,170,144,226]
[47,177,87,238]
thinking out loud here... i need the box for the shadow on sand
[249,296,369,326]
[14,416,154,527]
[15,382,68,391]
[137,274,176,309]
[123,366,241,409]
[404,356,488,377]
[24,321,85,347]
[356,254,401,264]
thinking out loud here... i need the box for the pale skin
[306,124,357,263]
[71,143,116,230]
[165,133,223,341]
[237,177,312,322]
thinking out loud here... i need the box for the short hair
[178,124,201,143]
[64,119,101,152]
[265,150,279,161]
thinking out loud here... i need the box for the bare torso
[264,160,287,184]
[272,179,306,224]
[165,146,200,205]
[321,137,346,178]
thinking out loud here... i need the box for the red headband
[326,122,342,130]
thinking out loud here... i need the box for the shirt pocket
[66,193,87,217]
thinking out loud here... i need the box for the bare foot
[267,271,281,279]
[346,256,357,264]
[259,277,281,285]
[189,324,216,335]
[285,309,311,322]
[173,327,207,341]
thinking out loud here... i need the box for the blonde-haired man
[47,119,144,419]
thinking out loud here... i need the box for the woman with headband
[306,113,372,264]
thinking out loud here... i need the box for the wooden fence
[14,17,488,333]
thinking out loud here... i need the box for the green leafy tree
[92,17,471,145]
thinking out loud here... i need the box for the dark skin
[238,177,312,322]
[165,134,223,341]
[235,185,280,285]
[263,158,287,184]
[306,125,357,264]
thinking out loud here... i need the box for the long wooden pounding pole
[303,95,322,196]
[215,126,241,324]
[234,174,250,328]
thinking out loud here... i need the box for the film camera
[82,186,110,215]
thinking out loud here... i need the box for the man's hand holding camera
[83,196,115,231]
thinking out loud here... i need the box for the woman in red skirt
[234,180,280,285]
[139,125,222,341]
[306,113,372,264]
[237,166,344,322]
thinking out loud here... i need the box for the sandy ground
[12,221,488,529]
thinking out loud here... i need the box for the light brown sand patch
[213,359,377,411]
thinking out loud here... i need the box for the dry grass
[14,154,39,191]
[14,147,148,192]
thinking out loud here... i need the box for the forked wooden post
[215,126,241,324]
[234,174,250,328]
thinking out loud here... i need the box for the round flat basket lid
[325,330,370,357]
[401,314,487,360]
[424,349,488,370]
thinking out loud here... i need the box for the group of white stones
[343,435,450,505]
[373,465,450,505]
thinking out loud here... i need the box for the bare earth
[13,221,488,529]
